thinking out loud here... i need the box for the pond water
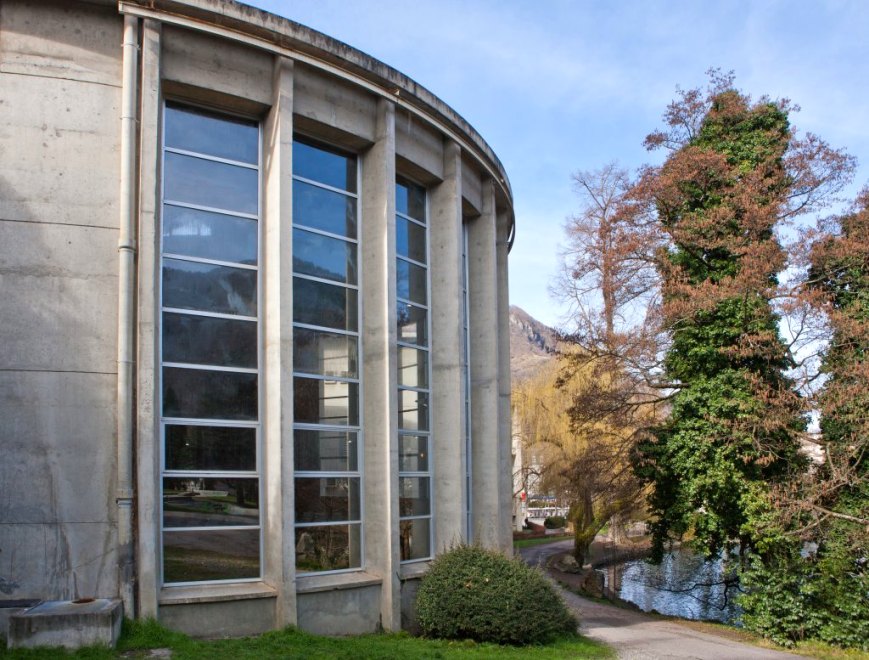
[596,548,742,624]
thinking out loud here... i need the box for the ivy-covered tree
[634,72,853,561]
[739,192,869,649]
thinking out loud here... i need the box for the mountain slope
[509,305,558,382]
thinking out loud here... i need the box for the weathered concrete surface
[8,598,122,650]
[0,0,121,605]
[296,584,381,636]
[159,596,276,639]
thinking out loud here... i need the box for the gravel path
[518,539,805,659]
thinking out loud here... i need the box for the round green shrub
[415,544,578,645]
[544,515,566,529]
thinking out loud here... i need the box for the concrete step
[7,598,122,650]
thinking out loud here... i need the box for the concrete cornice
[117,0,514,213]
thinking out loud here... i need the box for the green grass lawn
[1,619,613,659]
[513,534,572,549]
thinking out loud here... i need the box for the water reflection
[598,548,741,623]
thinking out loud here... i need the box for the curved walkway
[519,540,804,659]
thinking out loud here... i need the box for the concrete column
[496,211,514,554]
[429,141,465,550]
[135,17,162,619]
[262,55,296,626]
[360,98,400,630]
[467,180,501,549]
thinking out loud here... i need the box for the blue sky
[250,0,869,328]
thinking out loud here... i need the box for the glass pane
[293,277,357,332]
[396,180,426,222]
[398,389,429,431]
[293,228,357,284]
[163,259,257,317]
[163,312,257,368]
[294,140,356,193]
[400,518,430,561]
[397,258,427,306]
[397,302,427,346]
[399,434,428,473]
[293,376,358,426]
[163,529,259,583]
[164,152,258,215]
[293,179,356,238]
[165,425,256,471]
[396,216,426,263]
[399,477,431,516]
[295,524,361,573]
[163,367,257,421]
[163,477,259,528]
[165,104,258,164]
[398,346,428,388]
[163,205,257,266]
[293,328,357,378]
[294,477,360,523]
[294,430,358,472]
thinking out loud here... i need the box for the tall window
[292,138,362,573]
[160,103,261,584]
[396,178,432,561]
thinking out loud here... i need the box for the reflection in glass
[293,179,357,238]
[399,477,431,517]
[165,104,258,164]
[165,425,256,471]
[293,328,357,378]
[398,389,429,431]
[293,377,358,426]
[163,477,259,528]
[164,152,258,215]
[163,529,260,583]
[397,302,427,346]
[398,346,428,388]
[294,430,357,472]
[163,258,257,317]
[162,205,257,265]
[295,524,361,573]
[400,518,430,561]
[294,477,360,523]
[293,228,357,284]
[397,258,427,305]
[163,312,257,368]
[293,277,357,332]
[163,367,257,420]
[396,216,426,263]
[293,140,357,193]
[396,180,426,221]
[399,435,428,473]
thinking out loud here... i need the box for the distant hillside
[509,305,558,382]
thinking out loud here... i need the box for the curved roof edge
[120,0,513,206]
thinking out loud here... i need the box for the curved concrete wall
[0,0,515,638]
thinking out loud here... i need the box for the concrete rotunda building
[0,0,515,638]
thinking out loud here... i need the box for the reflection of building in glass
[0,0,514,639]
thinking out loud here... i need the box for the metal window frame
[396,176,434,564]
[158,100,264,588]
[292,134,365,576]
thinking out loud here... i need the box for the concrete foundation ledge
[7,598,122,650]
[296,570,381,594]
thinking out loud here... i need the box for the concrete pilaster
[360,98,401,630]
[496,211,514,554]
[135,17,162,618]
[467,180,501,549]
[429,141,465,550]
[262,55,296,626]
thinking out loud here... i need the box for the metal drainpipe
[117,13,139,618]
